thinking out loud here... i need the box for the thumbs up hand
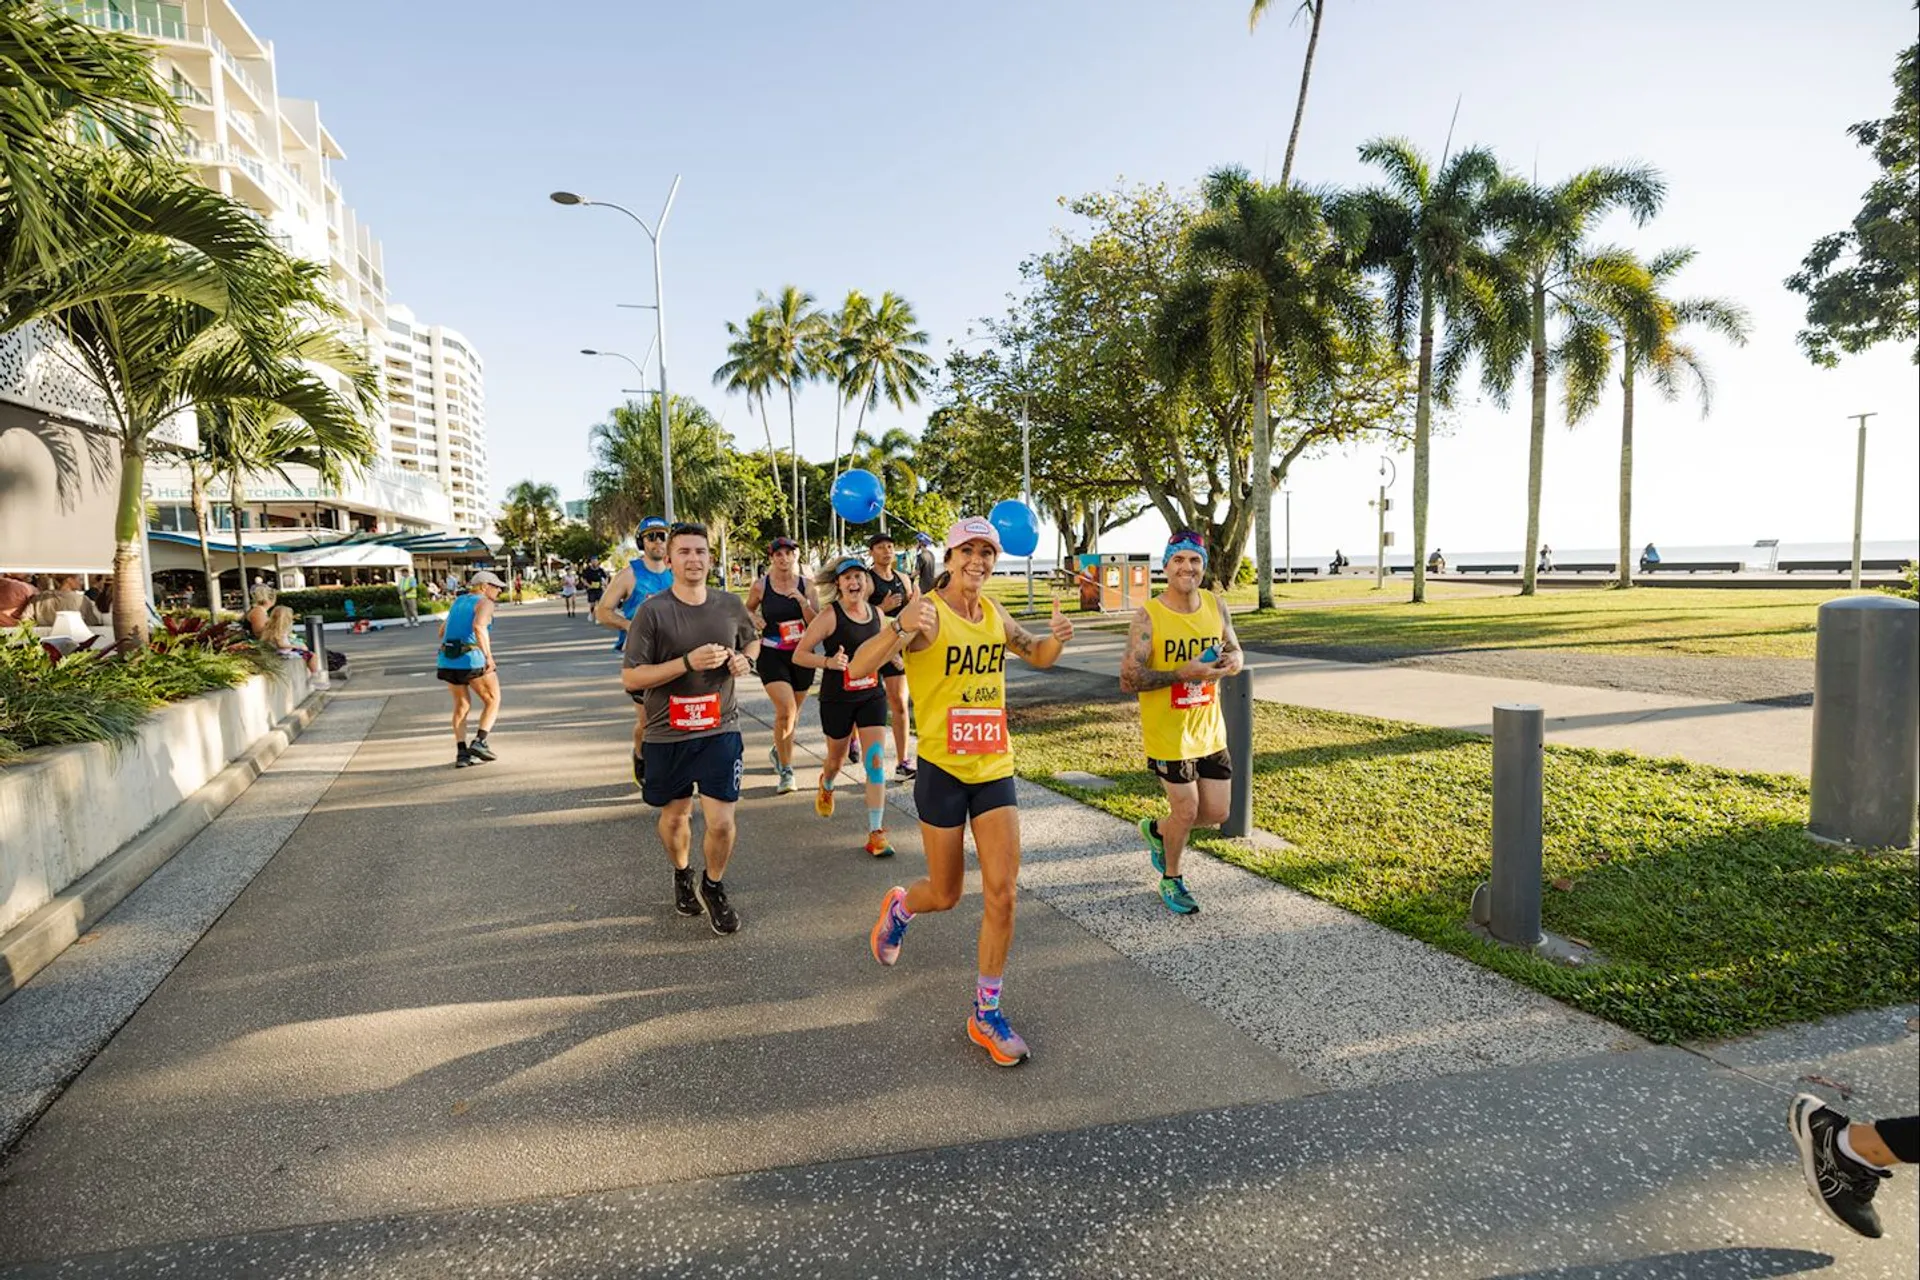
[828,645,850,671]
[1047,592,1074,644]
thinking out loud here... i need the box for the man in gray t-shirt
[619,523,761,936]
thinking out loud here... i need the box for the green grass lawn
[1014,698,1918,1042]
[983,575,1484,617]
[1230,586,1848,659]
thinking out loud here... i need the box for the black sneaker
[673,867,702,917]
[1790,1093,1889,1239]
[699,876,739,935]
[468,736,497,763]
[455,746,473,769]
[632,751,646,787]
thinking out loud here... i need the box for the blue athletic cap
[831,556,867,577]
[638,516,669,535]
[1164,530,1207,567]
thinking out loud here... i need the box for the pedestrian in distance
[1790,1094,1917,1240]
[582,559,608,614]
[437,569,504,769]
[597,517,678,786]
[559,567,578,618]
[745,535,817,795]
[864,530,919,778]
[914,531,937,594]
[849,515,1075,1067]
[396,568,421,627]
[621,522,760,935]
[1119,531,1244,915]
[792,556,895,858]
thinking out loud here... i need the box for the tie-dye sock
[976,974,1003,1012]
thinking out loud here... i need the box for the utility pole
[1374,454,1396,589]
[1849,412,1874,590]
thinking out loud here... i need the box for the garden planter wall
[0,658,312,938]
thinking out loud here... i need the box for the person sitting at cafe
[28,573,107,629]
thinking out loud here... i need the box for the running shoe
[968,1005,1030,1067]
[699,877,739,936]
[865,829,895,859]
[1790,1093,1888,1238]
[870,886,909,966]
[455,746,473,769]
[673,867,702,918]
[467,737,497,763]
[1140,817,1165,875]
[895,760,917,780]
[776,767,796,796]
[1159,875,1199,915]
[815,780,835,818]
[632,751,645,787]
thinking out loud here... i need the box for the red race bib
[1171,681,1215,710]
[947,706,1009,755]
[667,693,722,731]
[777,619,805,647]
[844,670,878,691]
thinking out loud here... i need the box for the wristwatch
[890,617,908,639]
[682,653,694,673]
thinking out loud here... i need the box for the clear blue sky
[251,0,1917,556]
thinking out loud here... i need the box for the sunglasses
[1168,530,1206,546]
[641,530,667,541]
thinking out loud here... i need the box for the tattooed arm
[1119,605,1213,692]
[995,600,1068,669]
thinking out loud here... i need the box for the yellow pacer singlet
[902,592,1014,784]
[1138,591,1227,763]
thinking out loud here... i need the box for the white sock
[1836,1128,1881,1170]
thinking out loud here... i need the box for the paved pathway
[1053,630,1813,775]
[0,603,1908,1277]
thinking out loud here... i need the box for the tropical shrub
[269,584,447,621]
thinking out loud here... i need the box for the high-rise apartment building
[385,306,491,536]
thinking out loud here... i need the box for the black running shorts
[756,646,816,693]
[436,666,485,686]
[820,696,888,742]
[1147,749,1233,785]
[642,731,744,806]
[913,759,1017,830]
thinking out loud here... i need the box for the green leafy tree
[848,424,920,537]
[1786,32,1918,365]
[1344,136,1505,602]
[501,480,562,572]
[821,290,866,547]
[1483,165,1663,593]
[586,393,741,538]
[713,308,786,504]
[550,522,614,569]
[745,286,827,545]
[839,290,934,537]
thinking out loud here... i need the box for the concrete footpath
[1054,628,1813,775]
[0,603,1909,1278]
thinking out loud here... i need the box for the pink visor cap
[944,517,1002,552]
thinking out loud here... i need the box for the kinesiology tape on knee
[863,741,887,785]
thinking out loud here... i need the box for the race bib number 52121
[947,706,1008,755]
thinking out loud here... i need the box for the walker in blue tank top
[438,594,485,670]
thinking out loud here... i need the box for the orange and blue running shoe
[968,1005,1030,1067]
[865,829,895,858]
[870,886,909,966]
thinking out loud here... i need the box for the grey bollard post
[1490,703,1545,946]
[303,614,330,690]
[1809,596,1919,849]
[1221,671,1254,837]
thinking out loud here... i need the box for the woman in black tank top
[792,557,897,857]
[864,533,919,780]
[745,540,816,792]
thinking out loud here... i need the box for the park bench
[1643,561,1742,573]
[1557,562,1617,573]
[1778,558,1908,573]
[1459,563,1519,573]
[1271,567,1321,577]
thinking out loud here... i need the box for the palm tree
[753,286,827,546]
[1568,248,1749,588]
[822,291,867,550]
[587,394,740,536]
[1178,166,1373,609]
[1483,165,1664,593]
[713,309,785,514]
[3,156,375,644]
[849,425,920,536]
[1345,137,1504,603]
[503,479,562,573]
[0,0,173,276]
[840,290,933,538]
[1248,1,1326,188]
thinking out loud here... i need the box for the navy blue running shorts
[913,758,1017,830]
[642,731,744,806]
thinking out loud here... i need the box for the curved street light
[551,178,682,518]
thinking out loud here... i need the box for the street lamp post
[1283,486,1292,586]
[552,179,681,519]
[1849,412,1875,591]
[1374,455,1397,589]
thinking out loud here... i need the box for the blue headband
[1164,538,1207,566]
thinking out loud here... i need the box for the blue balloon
[989,499,1040,557]
[831,468,884,523]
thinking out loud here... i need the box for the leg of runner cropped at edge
[620,522,761,935]
[597,517,676,787]
[1119,531,1243,915]
[793,556,895,857]
[863,530,919,779]
[849,515,1076,1067]
[435,571,506,768]
[745,536,817,795]
[1789,1095,1918,1240]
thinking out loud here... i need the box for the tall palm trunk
[190,466,221,617]
[755,394,781,500]
[1520,278,1548,597]
[1277,1,1324,186]
[1617,341,1636,589]
[1251,323,1274,610]
[1410,287,1436,605]
[229,468,248,611]
[111,440,149,646]
[785,382,800,553]
[829,395,844,550]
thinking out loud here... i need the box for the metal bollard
[1809,596,1919,849]
[1221,670,1254,838]
[303,613,330,690]
[1489,703,1545,946]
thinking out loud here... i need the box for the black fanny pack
[441,639,475,659]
